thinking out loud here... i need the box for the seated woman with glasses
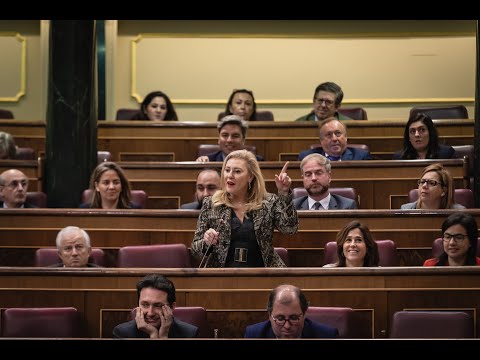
[393,113,455,160]
[424,213,480,266]
[244,284,338,338]
[323,221,379,267]
[400,163,465,210]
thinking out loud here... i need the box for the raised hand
[274,161,292,195]
[158,304,174,339]
[134,307,159,338]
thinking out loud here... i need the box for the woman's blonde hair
[212,149,267,212]
[417,163,454,209]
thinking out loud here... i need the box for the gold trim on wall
[0,32,27,102]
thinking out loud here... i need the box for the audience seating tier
[1,209,479,268]
[2,119,473,162]
[0,267,479,339]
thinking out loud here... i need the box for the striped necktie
[313,202,322,210]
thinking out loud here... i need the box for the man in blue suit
[298,118,372,161]
[244,284,338,338]
[195,115,264,162]
[294,153,357,210]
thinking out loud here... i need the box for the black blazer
[112,318,199,338]
[392,144,456,160]
[0,202,38,208]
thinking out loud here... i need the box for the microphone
[198,219,225,268]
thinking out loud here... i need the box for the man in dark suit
[180,168,220,209]
[298,117,372,161]
[244,284,338,338]
[294,153,357,210]
[50,226,101,267]
[0,169,37,208]
[195,115,264,162]
[113,274,199,339]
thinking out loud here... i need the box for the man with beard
[293,153,357,210]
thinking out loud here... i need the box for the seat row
[115,105,470,122]
[32,239,480,268]
[24,186,475,209]
[1,306,474,338]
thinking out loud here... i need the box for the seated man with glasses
[424,213,480,266]
[298,117,372,161]
[400,163,465,210]
[0,169,37,208]
[113,274,199,338]
[295,82,352,122]
[244,284,338,338]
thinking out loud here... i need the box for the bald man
[0,169,36,208]
[244,284,338,338]
[180,168,221,210]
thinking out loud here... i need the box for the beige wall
[0,20,42,120]
[111,20,476,122]
[0,20,476,121]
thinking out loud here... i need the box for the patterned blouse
[191,192,298,267]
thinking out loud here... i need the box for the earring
[248,182,251,190]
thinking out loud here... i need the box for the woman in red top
[424,213,480,266]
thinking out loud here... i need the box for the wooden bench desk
[0,267,478,338]
[118,159,468,209]
[1,209,478,267]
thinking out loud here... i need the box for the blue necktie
[313,202,322,210]
[327,155,341,161]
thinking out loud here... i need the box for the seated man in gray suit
[298,117,373,161]
[294,153,357,210]
[180,168,220,209]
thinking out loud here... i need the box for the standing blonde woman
[191,150,298,267]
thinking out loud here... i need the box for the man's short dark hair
[313,82,344,107]
[136,274,176,304]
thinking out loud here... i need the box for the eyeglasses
[271,314,303,326]
[442,233,468,243]
[3,179,29,189]
[417,179,442,187]
[314,98,335,106]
